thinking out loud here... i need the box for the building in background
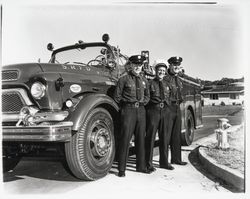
[201,82,244,106]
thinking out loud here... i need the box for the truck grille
[2,89,33,114]
[2,70,19,81]
[2,92,24,113]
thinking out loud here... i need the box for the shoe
[118,171,125,177]
[136,168,151,174]
[160,164,175,170]
[147,167,156,172]
[171,161,187,166]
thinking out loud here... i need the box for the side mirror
[107,60,116,70]
[47,43,54,51]
[100,48,107,55]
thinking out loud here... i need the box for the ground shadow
[3,157,83,182]
[3,154,140,182]
[111,156,144,174]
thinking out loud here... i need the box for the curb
[198,146,245,191]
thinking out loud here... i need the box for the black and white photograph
[1,0,249,198]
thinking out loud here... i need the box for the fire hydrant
[215,118,231,149]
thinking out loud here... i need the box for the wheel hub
[91,127,111,157]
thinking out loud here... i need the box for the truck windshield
[54,46,112,66]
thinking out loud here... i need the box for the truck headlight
[31,82,46,99]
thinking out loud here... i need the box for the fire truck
[2,34,202,180]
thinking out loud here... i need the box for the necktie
[135,76,141,101]
[159,80,164,101]
[175,76,181,101]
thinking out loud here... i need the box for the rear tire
[65,108,115,180]
[182,109,195,146]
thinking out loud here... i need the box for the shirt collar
[130,70,140,77]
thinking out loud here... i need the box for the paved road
[194,109,244,141]
[2,110,244,195]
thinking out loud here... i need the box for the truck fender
[69,94,119,131]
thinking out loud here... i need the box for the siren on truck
[102,33,110,43]
[47,43,54,51]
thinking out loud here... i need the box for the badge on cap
[129,55,146,64]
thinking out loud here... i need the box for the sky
[1,1,249,81]
[1,1,250,197]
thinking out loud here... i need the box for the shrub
[220,101,225,106]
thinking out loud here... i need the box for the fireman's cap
[168,56,183,66]
[155,63,168,71]
[129,55,146,64]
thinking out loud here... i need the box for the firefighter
[114,55,151,177]
[166,56,187,166]
[145,62,174,171]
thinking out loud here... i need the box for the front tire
[3,144,21,172]
[65,108,115,180]
[182,109,195,146]
[3,155,21,172]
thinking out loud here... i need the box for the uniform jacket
[164,74,184,104]
[148,77,171,105]
[114,71,150,106]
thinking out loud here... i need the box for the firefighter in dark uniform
[114,55,151,177]
[145,62,174,171]
[166,56,187,166]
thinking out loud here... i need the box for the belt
[123,102,144,108]
[149,102,167,108]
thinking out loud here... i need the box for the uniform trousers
[145,105,171,168]
[118,105,146,172]
[169,104,182,163]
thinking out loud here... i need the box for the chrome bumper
[2,122,73,142]
[2,111,69,123]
